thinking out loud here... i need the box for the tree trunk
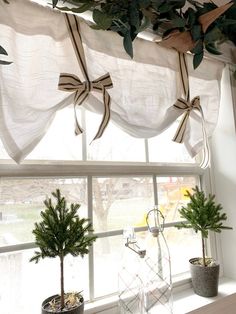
[60,254,65,309]
[201,233,206,267]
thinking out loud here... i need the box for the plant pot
[189,258,220,297]
[42,295,84,314]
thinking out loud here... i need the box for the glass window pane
[148,122,195,163]
[156,176,198,223]
[132,228,201,278]
[0,249,88,314]
[94,235,123,298]
[93,228,201,299]
[0,140,10,160]
[86,111,146,162]
[27,106,82,160]
[92,177,154,232]
[0,178,87,246]
[165,227,202,276]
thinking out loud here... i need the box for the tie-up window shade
[0,0,224,163]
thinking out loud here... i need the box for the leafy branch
[176,186,232,266]
[30,189,97,310]
[52,0,236,69]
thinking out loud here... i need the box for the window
[0,107,203,314]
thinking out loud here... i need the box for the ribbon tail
[199,115,211,169]
[91,89,111,142]
[172,111,190,143]
[74,103,83,136]
[73,90,89,136]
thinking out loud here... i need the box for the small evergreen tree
[176,186,232,267]
[30,189,97,310]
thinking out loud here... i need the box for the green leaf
[123,32,133,58]
[221,18,236,27]
[191,39,203,54]
[185,8,196,27]
[158,3,172,13]
[205,43,222,55]
[56,3,94,14]
[194,51,204,68]
[52,0,58,8]
[171,17,186,28]
[93,9,113,30]
[90,24,103,30]
[0,60,12,65]
[0,45,8,56]
[129,1,141,31]
[138,0,151,8]
[191,24,202,41]
[171,0,186,9]
[204,27,222,43]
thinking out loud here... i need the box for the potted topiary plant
[176,186,232,297]
[30,189,97,314]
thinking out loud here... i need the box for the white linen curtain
[0,0,224,163]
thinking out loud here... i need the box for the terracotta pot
[158,2,234,53]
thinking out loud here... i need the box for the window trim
[0,161,204,177]
[0,163,203,302]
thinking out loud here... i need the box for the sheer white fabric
[0,0,224,163]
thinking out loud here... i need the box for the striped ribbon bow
[172,53,210,168]
[59,13,113,141]
[172,96,200,143]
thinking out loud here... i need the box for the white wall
[211,66,236,278]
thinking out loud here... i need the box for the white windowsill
[174,277,236,314]
[84,277,236,314]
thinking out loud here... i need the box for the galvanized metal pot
[189,258,220,297]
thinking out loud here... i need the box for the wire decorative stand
[118,207,173,313]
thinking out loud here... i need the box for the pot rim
[189,257,219,267]
[42,294,84,312]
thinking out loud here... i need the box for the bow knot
[58,13,113,141]
[172,52,210,168]
[172,96,201,144]
[58,72,113,139]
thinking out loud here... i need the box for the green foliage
[1,1,12,65]
[0,45,7,55]
[30,189,97,263]
[176,186,232,239]
[0,45,12,65]
[52,0,236,69]
[30,189,96,309]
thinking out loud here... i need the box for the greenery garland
[53,0,236,71]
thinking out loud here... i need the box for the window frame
[0,161,206,302]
